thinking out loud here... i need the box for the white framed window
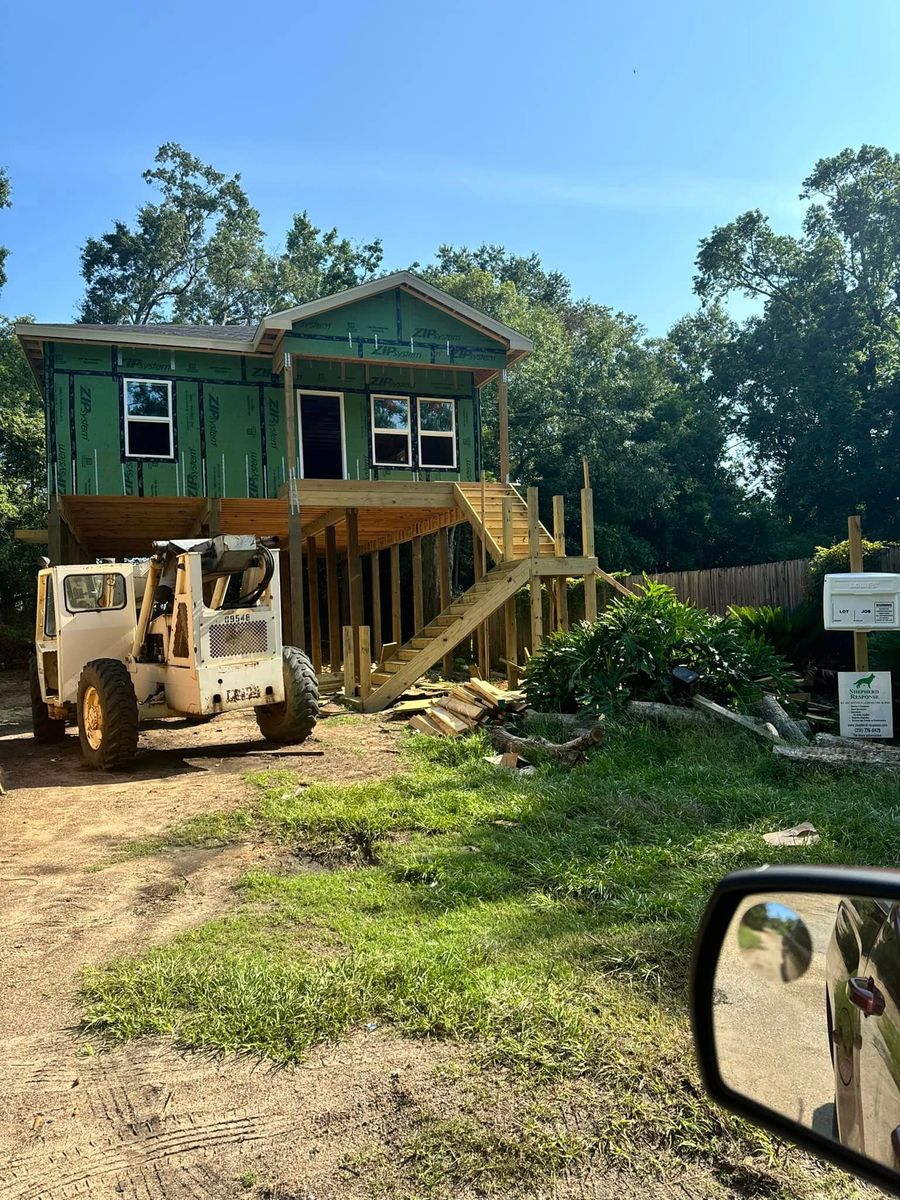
[123,378,174,459]
[371,394,411,467]
[417,397,457,469]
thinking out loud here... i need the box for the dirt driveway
[0,668,454,1200]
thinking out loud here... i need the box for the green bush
[728,602,823,669]
[524,581,794,714]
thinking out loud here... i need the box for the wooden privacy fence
[620,557,811,615]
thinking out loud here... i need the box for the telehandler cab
[30,535,318,770]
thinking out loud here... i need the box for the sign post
[847,515,869,671]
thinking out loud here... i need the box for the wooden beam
[325,524,341,670]
[207,496,222,537]
[527,487,544,653]
[848,514,869,671]
[347,508,364,671]
[581,486,597,622]
[283,352,305,648]
[411,536,424,635]
[303,506,346,540]
[277,479,458,508]
[370,551,383,660]
[306,535,322,674]
[437,526,453,677]
[498,369,510,485]
[502,495,519,687]
[390,543,402,645]
[552,495,569,632]
[48,495,61,565]
[15,529,49,544]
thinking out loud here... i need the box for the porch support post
[370,551,383,660]
[498,367,510,485]
[347,508,364,679]
[325,524,341,670]
[437,526,453,677]
[411,536,424,635]
[390,543,402,645]
[581,458,597,622]
[306,535,322,674]
[527,486,544,653]
[283,351,305,648]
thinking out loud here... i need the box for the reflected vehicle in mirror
[692,866,900,1198]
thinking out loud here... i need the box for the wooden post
[347,509,363,678]
[306,535,322,674]
[390,543,402,645]
[552,495,569,632]
[325,524,341,670]
[358,626,372,700]
[498,368,510,485]
[370,551,382,660]
[479,470,490,674]
[412,536,424,634]
[502,495,519,687]
[283,351,305,648]
[527,486,544,653]
[848,515,870,671]
[437,527,453,677]
[472,530,486,673]
[342,626,355,698]
[581,484,597,623]
[48,495,61,565]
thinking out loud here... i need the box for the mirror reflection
[715,890,900,1173]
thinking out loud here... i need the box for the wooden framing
[527,487,544,652]
[437,526,453,677]
[370,551,383,660]
[502,495,518,687]
[581,480,597,622]
[306,534,322,673]
[411,536,424,635]
[325,524,341,670]
[347,508,364,669]
[390,543,402,645]
[552,495,569,632]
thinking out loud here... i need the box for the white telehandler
[30,535,318,770]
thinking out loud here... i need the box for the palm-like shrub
[524,581,794,714]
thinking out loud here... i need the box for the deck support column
[347,508,364,680]
[390,543,402,645]
[502,495,519,687]
[370,551,383,661]
[527,486,544,654]
[325,524,341,670]
[306,535,322,673]
[437,526,453,677]
[283,351,305,648]
[411,536,424,635]
[552,495,569,633]
[498,367,510,485]
[472,530,486,673]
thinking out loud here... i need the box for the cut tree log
[774,744,900,771]
[488,719,604,767]
[815,733,900,756]
[750,694,810,745]
[627,701,712,728]
[692,696,781,742]
[522,708,595,732]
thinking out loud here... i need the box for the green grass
[81,721,890,1196]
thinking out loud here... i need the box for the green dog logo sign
[839,670,893,738]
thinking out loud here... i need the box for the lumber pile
[409,680,527,738]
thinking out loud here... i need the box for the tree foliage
[695,145,900,544]
[0,167,10,294]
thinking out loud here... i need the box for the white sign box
[824,573,900,631]
[838,670,894,739]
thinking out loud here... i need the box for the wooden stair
[361,557,532,712]
[454,483,555,563]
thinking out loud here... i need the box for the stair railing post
[502,494,519,687]
[527,486,544,653]
[580,459,597,622]
[552,495,569,632]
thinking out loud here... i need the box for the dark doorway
[299,393,344,480]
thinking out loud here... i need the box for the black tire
[29,656,66,743]
[255,646,319,744]
[76,659,139,771]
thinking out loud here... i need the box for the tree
[79,145,383,325]
[695,145,900,545]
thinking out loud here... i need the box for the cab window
[43,578,57,637]
[63,573,126,613]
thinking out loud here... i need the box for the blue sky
[2,0,900,335]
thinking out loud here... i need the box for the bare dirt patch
[0,668,436,1199]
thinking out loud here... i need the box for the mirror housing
[692,865,900,1198]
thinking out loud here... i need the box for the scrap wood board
[409,679,526,738]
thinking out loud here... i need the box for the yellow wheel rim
[83,685,103,751]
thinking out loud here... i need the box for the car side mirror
[692,865,900,1197]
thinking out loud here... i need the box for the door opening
[298,392,345,480]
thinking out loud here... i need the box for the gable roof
[15,271,533,381]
